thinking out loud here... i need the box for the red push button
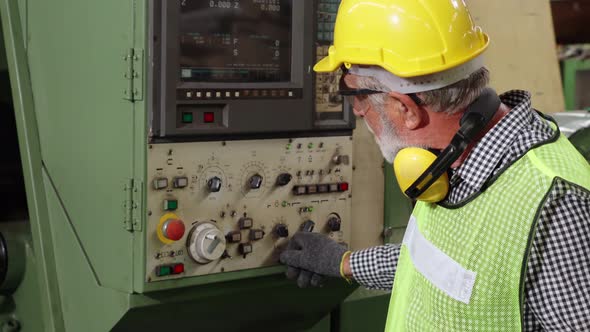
[204,112,215,123]
[163,219,185,241]
[338,182,349,192]
[172,263,184,275]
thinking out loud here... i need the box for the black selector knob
[249,174,263,189]
[301,220,315,233]
[274,224,289,238]
[276,173,293,186]
[327,216,342,232]
[207,176,222,192]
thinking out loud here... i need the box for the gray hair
[356,67,490,115]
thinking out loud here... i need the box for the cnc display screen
[179,0,293,83]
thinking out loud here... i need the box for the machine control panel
[146,136,353,282]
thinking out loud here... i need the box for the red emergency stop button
[162,219,185,241]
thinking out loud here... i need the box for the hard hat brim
[313,56,339,73]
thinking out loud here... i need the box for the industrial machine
[143,0,353,288]
[0,0,396,331]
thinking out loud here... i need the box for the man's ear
[387,91,427,130]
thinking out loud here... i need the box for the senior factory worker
[280,0,590,331]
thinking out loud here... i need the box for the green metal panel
[115,280,354,332]
[383,162,413,244]
[305,314,331,332]
[0,0,65,329]
[42,169,130,332]
[339,288,390,332]
[569,126,590,161]
[132,0,149,294]
[0,222,44,332]
[0,26,6,72]
[25,0,136,292]
[562,58,590,111]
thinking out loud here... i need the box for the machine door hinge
[123,178,143,232]
[123,48,144,102]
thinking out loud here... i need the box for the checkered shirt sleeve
[350,244,401,290]
[349,90,590,331]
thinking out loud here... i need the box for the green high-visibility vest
[386,134,590,331]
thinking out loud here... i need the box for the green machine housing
[0,0,412,331]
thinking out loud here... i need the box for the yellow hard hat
[393,148,449,203]
[314,0,490,78]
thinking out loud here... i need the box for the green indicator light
[156,266,171,277]
[164,200,178,211]
[309,206,314,212]
[286,144,291,150]
[182,112,193,124]
[308,143,314,149]
[282,201,288,207]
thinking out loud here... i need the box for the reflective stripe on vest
[403,215,477,304]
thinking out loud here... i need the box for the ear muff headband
[404,88,502,200]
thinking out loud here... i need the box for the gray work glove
[279,232,348,288]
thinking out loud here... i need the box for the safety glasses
[337,65,423,116]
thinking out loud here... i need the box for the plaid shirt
[350,90,590,331]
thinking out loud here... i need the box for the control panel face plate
[146,137,352,282]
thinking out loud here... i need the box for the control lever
[300,220,315,233]
[206,234,221,254]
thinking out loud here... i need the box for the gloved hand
[279,232,348,288]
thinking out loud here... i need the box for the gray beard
[364,109,409,164]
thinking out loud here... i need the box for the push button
[182,112,193,124]
[318,184,329,193]
[226,231,242,243]
[307,185,318,194]
[338,182,349,192]
[204,112,215,123]
[161,218,185,241]
[172,263,184,275]
[239,217,254,229]
[293,185,307,196]
[153,178,168,190]
[239,243,253,255]
[156,265,172,277]
[164,199,178,211]
[173,176,189,188]
[249,229,265,241]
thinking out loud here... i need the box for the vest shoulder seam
[526,148,558,179]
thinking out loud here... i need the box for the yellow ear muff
[393,148,450,203]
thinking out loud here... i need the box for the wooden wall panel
[467,0,565,112]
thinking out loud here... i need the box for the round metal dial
[187,221,227,264]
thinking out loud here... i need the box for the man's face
[372,105,409,163]
[343,74,409,163]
